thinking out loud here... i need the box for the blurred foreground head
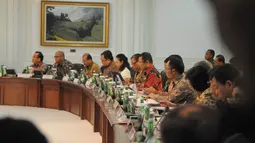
[211,0,255,106]
[0,118,48,143]
[160,105,220,143]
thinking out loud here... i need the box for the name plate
[85,80,91,87]
[99,92,105,98]
[17,74,32,78]
[106,96,112,103]
[42,75,53,79]
[89,84,95,89]
[73,78,79,84]
[116,107,124,118]
[113,100,119,109]
[98,88,103,94]
[62,76,69,81]
[128,127,136,140]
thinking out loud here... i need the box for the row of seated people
[28,49,242,110]
[24,49,243,143]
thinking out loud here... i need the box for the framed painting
[41,1,109,47]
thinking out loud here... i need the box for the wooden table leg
[105,118,114,143]
[94,101,100,132]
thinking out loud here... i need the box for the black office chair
[72,63,84,74]
[160,70,168,91]
[45,64,52,74]
[224,133,250,143]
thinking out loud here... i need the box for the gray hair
[194,60,213,72]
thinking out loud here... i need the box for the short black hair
[207,49,215,58]
[140,52,153,63]
[168,56,185,74]
[169,55,183,62]
[186,66,210,92]
[0,118,48,143]
[160,105,220,143]
[116,53,131,71]
[164,57,170,63]
[101,50,113,61]
[165,55,183,63]
[35,51,44,62]
[131,53,141,62]
[210,64,240,85]
[87,54,92,60]
[216,54,225,63]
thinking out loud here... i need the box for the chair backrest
[45,64,52,74]
[224,133,250,143]
[160,70,168,90]
[72,63,84,74]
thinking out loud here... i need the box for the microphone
[154,107,169,131]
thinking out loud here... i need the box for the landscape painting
[41,1,109,47]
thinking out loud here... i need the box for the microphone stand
[144,107,169,143]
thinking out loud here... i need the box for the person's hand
[146,93,156,99]
[144,87,157,95]
[124,78,131,85]
[160,101,177,107]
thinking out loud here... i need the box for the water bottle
[0,65,2,77]
[145,106,150,121]
[2,65,6,76]
[123,96,128,112]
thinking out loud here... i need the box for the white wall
[153,0,232,70]
[0,0,232,72]
[29,0,115,66]
[0,0,154,72]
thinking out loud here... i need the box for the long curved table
[0,77,129,143]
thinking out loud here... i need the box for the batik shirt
[137,66,162,91]
[30,62,48,74]
[53,59,73,77]
[154,74,195,104]
[195,88,218,109]
[101,61,119,76]
[84,62,100,77]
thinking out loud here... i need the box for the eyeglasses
[54,56,60,58]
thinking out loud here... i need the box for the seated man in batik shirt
[82,53,100,77]
[137,52,162,92]
[148,57,195,106]
[100,50,119,76]
[52,51,73,77]
[209,64,243,106]
[30,51,48,74]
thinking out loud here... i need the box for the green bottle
[137,134,141,143]
[148,119,154,136]
[145,106,150,120]
[123,97,127,112]
[104,83,108,94]
[26,66,29,74]
[92,75,95,84]
[0,66,2,77]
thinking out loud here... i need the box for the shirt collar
[34,62,43,67]
[87,62,94,68]
[172,74,183,85]
[145,65,155,75]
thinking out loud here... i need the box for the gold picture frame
[41,1,109,47]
